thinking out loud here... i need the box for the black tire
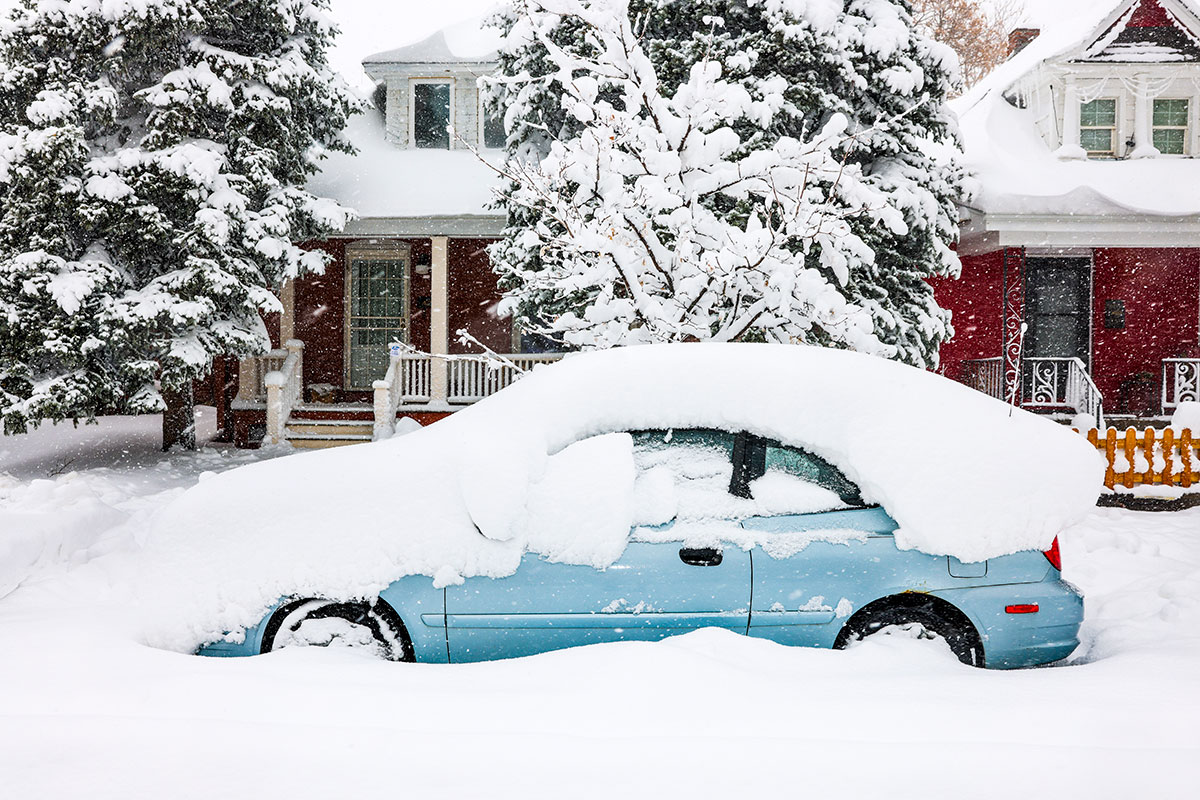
[260,598,413,662]
[833,596,985,667]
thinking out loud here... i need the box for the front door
[1024,257,1090,363]
[346,245,409,389]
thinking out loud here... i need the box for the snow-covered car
[160,345,1102,669]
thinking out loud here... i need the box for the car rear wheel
[260,599,412,662]
[833,597,984,667]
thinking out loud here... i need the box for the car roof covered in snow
[138,344,1103,653]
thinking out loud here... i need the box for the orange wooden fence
[1078,427,1199,490]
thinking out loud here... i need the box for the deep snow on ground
[0,415,1197,798]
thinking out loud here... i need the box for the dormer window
[412,80,452,149]
[1080,98,1117,157]
[1152,99,1189,155]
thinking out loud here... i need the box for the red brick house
[938,0,1200,425]
[219,1,1200,448]
[220,24,547,448]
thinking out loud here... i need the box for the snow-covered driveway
[0,415,1196,799]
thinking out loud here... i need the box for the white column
[430,236,450,405]
[1056,75,1086,160]
[279,278,295,345]
[1130,74,1159,159]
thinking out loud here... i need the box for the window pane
[1080,98,1116,126]
[483,106,506,149]
[1080,128,1113,153]
[413,83,451,149]
[632,430,736,518]
[1153,98,1188,126]
[764,444,863,506]
[1154,127,1186,154]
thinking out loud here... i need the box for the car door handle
[679,547,722,567]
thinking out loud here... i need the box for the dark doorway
[1024,257,1090,363]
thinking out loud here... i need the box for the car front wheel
[260,599,412,662]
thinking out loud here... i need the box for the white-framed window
[410,79,454,149]
[1079,98,1117,157]
[1152,98,1189,155]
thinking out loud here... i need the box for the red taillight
[1006,604,1040,614]
[1043,536,1062,571]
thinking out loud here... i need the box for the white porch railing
[961,355,1103,424]
[1025,357,1104,424]
[962,357,1003,401]
[234,348,288,405]
[264,339,304,444]
[1162,358,1200,412]
[372,354,407,440]
[448,353,564,404]
[372,351,564,439]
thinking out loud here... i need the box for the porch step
[286,419,375,437]
[290,403,374,423]
[285,431,374,449]
[284,417,375,449]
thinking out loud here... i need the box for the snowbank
[134,344,1103,652]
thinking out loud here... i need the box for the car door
[734,437,898,649]
[444,429,751,663]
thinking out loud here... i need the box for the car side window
[630,429,737,524]
[731,433,865,508]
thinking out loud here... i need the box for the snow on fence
[1078,427,1199,490]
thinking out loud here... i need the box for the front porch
[226,232,564,448]
[961,355,1199,424]
[231,341,563,448]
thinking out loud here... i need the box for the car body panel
[444,542,750,662]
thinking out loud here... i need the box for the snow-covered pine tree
[0,0,357,448]
[485,0,966,367]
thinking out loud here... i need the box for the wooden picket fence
[1078,427,1199,489]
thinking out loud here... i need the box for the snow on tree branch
[487,0,967,367]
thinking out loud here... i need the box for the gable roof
[1075,0,1200,62]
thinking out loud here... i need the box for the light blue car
[199,428,1083,669]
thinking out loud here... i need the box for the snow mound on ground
[135,344,1104,651]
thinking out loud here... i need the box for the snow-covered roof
[953,0,1200,239]
[306,111,502,228]
[362,17,501,66]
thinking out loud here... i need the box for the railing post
[285,339,304,399]
[373,379,393,440]
[264,370,284,444]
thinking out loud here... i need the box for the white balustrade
[962,358,1004,400]
[1163,358,1200,411]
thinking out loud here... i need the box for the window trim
[1151,97,1190,156]
[342,239,412,390]
[1079,97,1118,158]
[409,78,455,149]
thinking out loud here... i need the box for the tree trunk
[162,381,196,451]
